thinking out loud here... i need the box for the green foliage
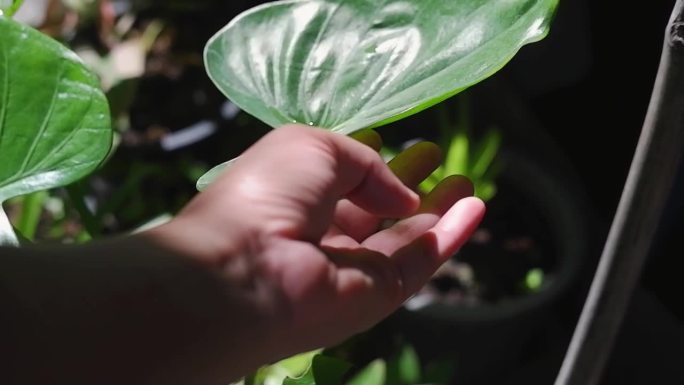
[420,103,502,201]
[346,359,386,385]
[386,345,420,385]
[0,16,112,245]
[199,0,558,188]
[284,355,352,385]
[235,344,447,385]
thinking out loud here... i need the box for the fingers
[325,248,405,329]
[319,128,419,218]
[350,129,383,151]
[321,225,360,249]
[333,140,444,241]
[361,175,474,255]
[387,141,443,188]
[321,195,483,326]
[202,125,418,242]
[420,175,474,214]
[392,197,485,298]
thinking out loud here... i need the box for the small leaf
[475,181,497,201]
[196,157,239,191]
[284,355,351,385]
[444,127,469,177]
[470,128,502,180]
[386,345,421,385]
[205,0,558,135]
[0,17,112,204]
[345,359,386,385]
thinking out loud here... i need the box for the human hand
[153,124,485,361]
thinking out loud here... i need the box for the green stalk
[15,190,47,241]
[4,0,25,17]
[66,183,100,239]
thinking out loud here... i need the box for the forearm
[0,231,274,385]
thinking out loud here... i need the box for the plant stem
[15,190,47,241]
[5,0,25,17]
[66,183,101,239]
[0,205,19,246]
[555,2,684,384]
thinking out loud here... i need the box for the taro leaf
[199,0,558,189]
[205,0,558,134]
[386,345,420,385]
[0,16,112,244]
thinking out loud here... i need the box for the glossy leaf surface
[0,16,111,243]
[205,0,558,135]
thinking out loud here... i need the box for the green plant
[237,344,452,385]
[197,0,559,189]
[391,100,503,202]
[433,101,501,202]
[0,10,112,245]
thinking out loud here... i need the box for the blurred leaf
[470,128,502,180]
[0,16,112,244]
[475,181,497,202]
[14,190,48,241]
[0,0,23,17]
[444,128,469,176]
[278,350,322,378]
[284,354,351,385]
[345,359,386,385]
[205,0,558,135]
[386,345,421,385]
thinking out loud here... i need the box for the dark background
[506,1,684,383]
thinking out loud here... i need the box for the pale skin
[0,125,485,385]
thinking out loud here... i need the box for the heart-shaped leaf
[205,0,557,134]
[199,0,558,188]
[0,16,112,244]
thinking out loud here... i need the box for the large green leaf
[198,0,558,189]
[0,16,112,243]
[205,0,557,135]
